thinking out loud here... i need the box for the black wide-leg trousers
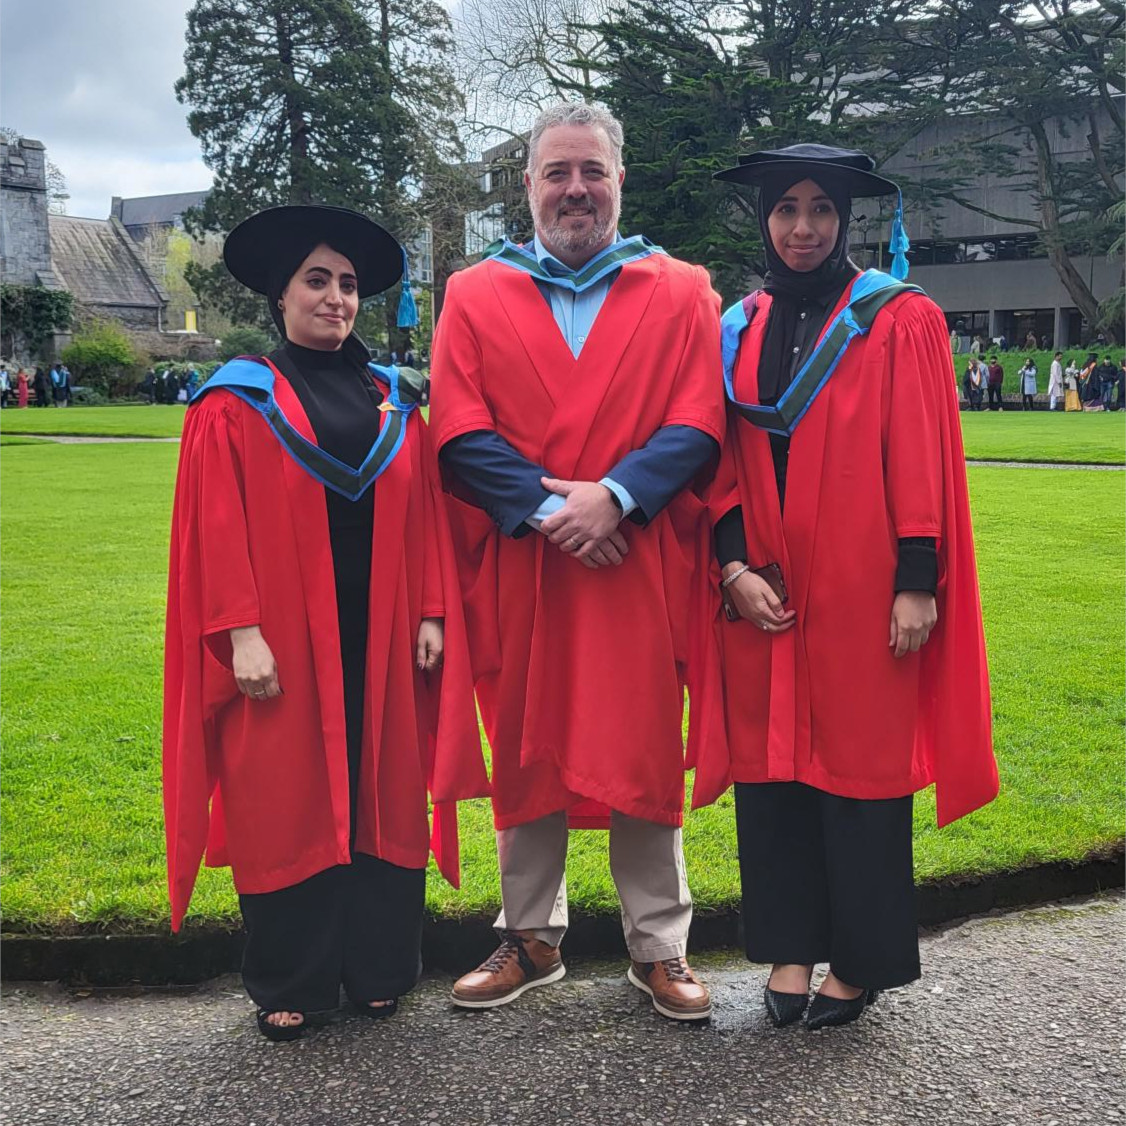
[237,510,426,1014]
[239,854,425,1012]
[734,781,921,990]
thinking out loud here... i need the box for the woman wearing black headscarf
[709,146,997,1029]
[163,205,488,1041]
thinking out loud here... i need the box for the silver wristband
[720,564,751,590]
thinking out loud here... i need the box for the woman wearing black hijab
[709,146,997,1030]
[163,205,488,1041]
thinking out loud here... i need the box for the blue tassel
[889,190,910,280]
[397,248,419,329]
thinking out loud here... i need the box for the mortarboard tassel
[397,248,419,329]
[889,190,910,281]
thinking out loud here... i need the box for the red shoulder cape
[431,255,729,830]
[163,370,489,930]
[709,280,997,825]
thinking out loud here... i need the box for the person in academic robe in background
[709,145,998,1031]
[32,366,49,407]
[431,102,728,1022]
[163,204,489,1042]
[16,368,29,408]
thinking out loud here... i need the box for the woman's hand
[724,564,796,634]
[230,625,281,700]
[416,617,444,672]
[889,592,937,658]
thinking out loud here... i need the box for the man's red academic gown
[711,280,998,826]
[431,255,728,830]
[163,372,489,931]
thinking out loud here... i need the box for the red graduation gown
[163,371,489,931]
[431,254,728,831]
[711,279,998,826]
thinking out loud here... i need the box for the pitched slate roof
[48,215,167,308]
[118,191,209,228]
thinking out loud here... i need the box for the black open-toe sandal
[256,1009,307,1042]
[353,998,399,1020]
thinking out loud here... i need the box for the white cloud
[1,0,208,218]
[57,151,212,220]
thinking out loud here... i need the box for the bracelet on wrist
[720,564,751,590]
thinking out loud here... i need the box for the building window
[465,203,506,257]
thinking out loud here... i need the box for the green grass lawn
[0,435,53,447]
[0,405,187,439]
[959,409,1126,465]
[1,444,1123,931]
[3,400,1123,464]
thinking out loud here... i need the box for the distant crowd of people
[960,351,1124,412]
[0,362,72,408]
[141,368,201,404]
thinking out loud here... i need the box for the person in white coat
[1047,352,1064,411]
[1018,358,1038,411]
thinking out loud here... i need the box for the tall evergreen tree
[176,0,464,342]
[924,0,1125,339]
[591,0,954,300]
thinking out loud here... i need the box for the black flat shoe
[763,987,810,1027]
[256,1009,307,1042]
[805,988,879,1031]
[353,998,399,1020]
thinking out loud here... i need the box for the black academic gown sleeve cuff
[894,537,938,594]
[439,429,550,538]
[714,506,748,567]
[606,425,719,526]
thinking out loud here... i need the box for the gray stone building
[1,138,65,292]
[111,190,210,238]
[47,214,169,331]
[1,136,189,361]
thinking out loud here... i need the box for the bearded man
[431,102,727,1021]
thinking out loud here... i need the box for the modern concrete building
[851,101,1123,349]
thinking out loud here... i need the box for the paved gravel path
[966,459,1124,470]
[2,895,1122,1126]
[13,435,181,444]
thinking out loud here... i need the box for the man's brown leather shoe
[628,957,712,1021]
[450,929,565,1009]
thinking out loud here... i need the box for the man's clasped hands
[538,477,629,568]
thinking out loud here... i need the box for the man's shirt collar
[532,231,625,276]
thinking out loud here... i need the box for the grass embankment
[1,443,1123,931]
[0,405,186,439]
[959,409,1125,465]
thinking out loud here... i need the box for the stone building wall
[1,138,63,289]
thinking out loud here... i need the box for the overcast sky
[1,0,212,218]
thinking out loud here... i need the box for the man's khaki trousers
[493,809,692,962]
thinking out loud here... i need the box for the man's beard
[537,193,619,257]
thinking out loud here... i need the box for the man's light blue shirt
[528,233,637,525]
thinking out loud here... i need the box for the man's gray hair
[526,103,625,174]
